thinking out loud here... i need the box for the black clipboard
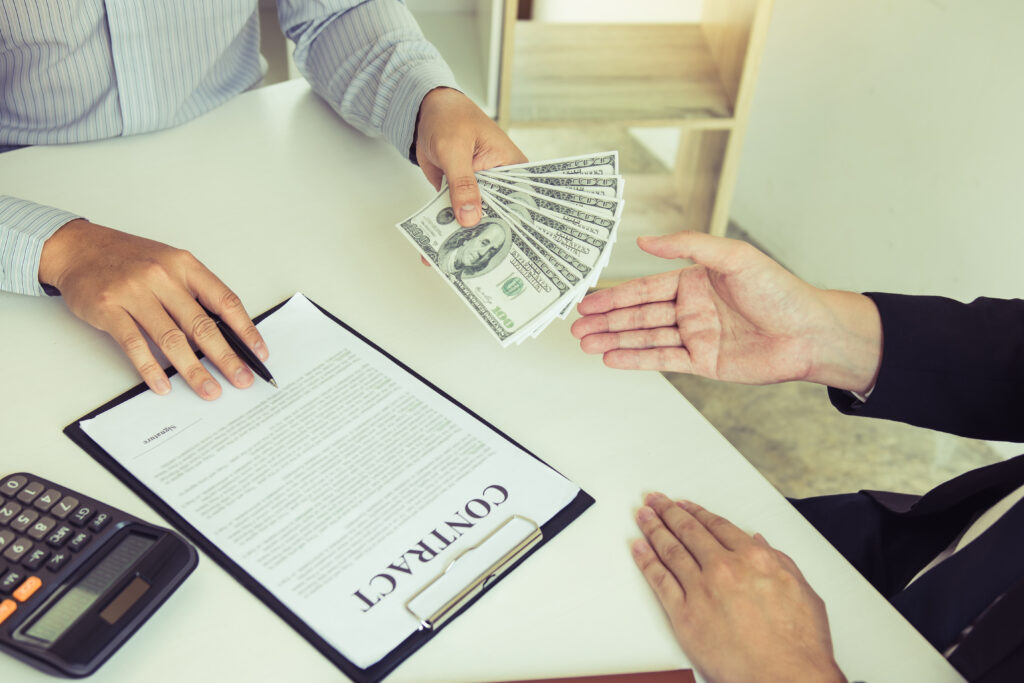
[63,295,594,682]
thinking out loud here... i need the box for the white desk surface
[0,80,963,683]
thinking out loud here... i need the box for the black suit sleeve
[828,293,1024,442]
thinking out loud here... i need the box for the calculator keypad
[51,497,78,519]
[0,569,24,592]
[0,501,19,524]
[47,524,74,548]
[70,505,95,527]
[0,473,121,627]
[0,475,26,496]
[16,481,44,504]
[45,550,70,572]
[22,548,50,569]
[68,531,91,552]
[27,516,56,540]
[3,537,33,562]
[34,488,62,512]
[9,509,37,532]
[89,512,111,532]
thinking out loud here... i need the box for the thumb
[637,232,748,273]
[444,162,482,227]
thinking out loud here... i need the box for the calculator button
[10,509,39,532]
[33,489,62,512]
[0,599,16,624]
[70,505,94,527]
[47,525,74,548]
[45,551,70,572]
[3,537,33,562]
[16,481,45,504]
[1,475,27,496]
[51,496,78,520]
[1,569,24,592]
[0,500,22,525]
[13,576,41,602]
[89,512,111,532]
[22,548,50,570]
[0,530,13,550]
[68,532,91,552]
[27,516,57,540]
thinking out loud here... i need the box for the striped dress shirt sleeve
[0,196,80,295]
[279,0,457,158]
[0,0,458,296]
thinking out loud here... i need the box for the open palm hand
[572,232,832,385]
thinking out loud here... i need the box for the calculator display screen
[25,534,155,644]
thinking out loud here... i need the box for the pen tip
[270,379,279,388]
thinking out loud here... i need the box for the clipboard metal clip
[404,514,542,630]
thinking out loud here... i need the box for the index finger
[645,493,728,568]
[576,269,682,316]
[191,275,268,362]
[679,500,754,551]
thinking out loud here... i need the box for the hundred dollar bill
[478,173,623,221]
[501,227,581,344]
[398,152,624,346]
[484,189,608,276]
[397,188,570,346]
[482,194,589,287]
[498,151,619,177]
[479,177,617,244]
[482,172,623,199]
[483,196,593,327]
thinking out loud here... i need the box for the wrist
[806,289,883,394]
[38,218,91,290]
[412,87,457,164]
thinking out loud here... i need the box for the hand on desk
[414,87,527,228]
[571,232,883,394]
[38,219,267,400]
[632,493,846,683]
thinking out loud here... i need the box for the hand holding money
[413,87,528,227]
[397,152,624,346]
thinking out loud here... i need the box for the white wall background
[733,0,1024,301]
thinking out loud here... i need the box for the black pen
[201,305,278,388]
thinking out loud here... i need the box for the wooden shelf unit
[503,22,734,128]
[492,0,773,282]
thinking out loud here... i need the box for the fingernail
[631,539,650,556]
[644,492,664,505]
[201,379,220,399]
[459,205,479,223]
[153,378,171,395]
[636,506,654,522]
[254,341,268,361]
[235,366,254,386]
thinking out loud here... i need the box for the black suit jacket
[823,293,1024,682]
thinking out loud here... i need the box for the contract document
[66,294,591,681]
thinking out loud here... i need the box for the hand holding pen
[38,220,273,400]
[201,304,277,389]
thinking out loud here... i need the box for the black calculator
[0,472,198,677]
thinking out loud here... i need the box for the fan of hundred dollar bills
[397,151,623,346]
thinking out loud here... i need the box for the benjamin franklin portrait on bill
[437,218,511,279]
